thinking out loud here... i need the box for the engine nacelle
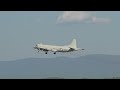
[40,48,43,50]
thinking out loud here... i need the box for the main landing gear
[54,52,56,54]
[44,52,56,54]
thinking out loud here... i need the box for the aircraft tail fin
[69,39,77,49]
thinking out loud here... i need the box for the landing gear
[45,52,48,54]
[54,52,56,54]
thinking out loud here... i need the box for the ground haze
[0,54,120,79]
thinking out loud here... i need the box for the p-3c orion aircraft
[33,39,85,54]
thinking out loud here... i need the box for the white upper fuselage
[35,44,78,52]
[33,39,84,54]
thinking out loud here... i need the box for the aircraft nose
[33,44,37,49]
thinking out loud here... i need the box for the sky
[0,11,120,61]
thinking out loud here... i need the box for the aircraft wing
[42,48,57,52]
[51,49,57,52]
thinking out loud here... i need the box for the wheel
[45,52,47,54]
[54,52,56,54]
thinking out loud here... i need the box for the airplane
[33,39,85,54]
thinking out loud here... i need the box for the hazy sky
[0,11,120,61]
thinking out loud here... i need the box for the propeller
[33,44,40,53]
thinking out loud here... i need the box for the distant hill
[0,54,120,79]
[43,77,65,79]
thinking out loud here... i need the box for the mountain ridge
[9,54,120,61]
[0,54,120,79]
